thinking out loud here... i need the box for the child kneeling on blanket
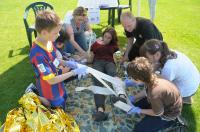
[29,10,88,110]
[127,57,182,131]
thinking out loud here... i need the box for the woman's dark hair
[55,24,69,43]
[102,27,118,45]
[139,39,177,67]
[127,57,156,88]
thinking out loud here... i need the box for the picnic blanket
[64,65,143,132]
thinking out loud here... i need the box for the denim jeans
[64,32,88,54]
[133,97,176,132]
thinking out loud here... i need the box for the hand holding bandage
[124,78,138,87]
[129,95,135,104]
[127,105,142,115]
[124,78,144,87]
[72,65,88,79]
[64,60,78,69]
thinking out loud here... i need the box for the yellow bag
[4,108,26,132]
[18,92,41,112]
[4,92,80,132]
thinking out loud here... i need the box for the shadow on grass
[0,46,34,124]
[182,104,197,132]
[8,45,30,58]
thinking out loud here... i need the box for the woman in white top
[140,39,200,104]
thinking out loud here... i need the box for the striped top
[29,41,66,101]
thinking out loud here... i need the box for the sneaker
[25,83,39,95]
[93,111,108,122]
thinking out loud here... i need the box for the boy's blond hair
[35,10,61,33]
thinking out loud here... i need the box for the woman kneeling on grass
[126,57,182,132]
[139,39,200,104]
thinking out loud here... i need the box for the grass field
[0,0,199,131]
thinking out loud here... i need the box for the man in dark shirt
[120,11,163,62]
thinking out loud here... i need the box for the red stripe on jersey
[58,83,64,97]
[40,79,54,100]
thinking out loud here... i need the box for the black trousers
[92,60,117,110]
[133,98,175,132]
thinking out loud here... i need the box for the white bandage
[77,64,126,96]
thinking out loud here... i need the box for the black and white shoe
[25,83,39,95]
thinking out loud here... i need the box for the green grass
[0,0,199,131]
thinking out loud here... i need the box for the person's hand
[124,78,137,87]
[124,78,144,87]
[96,37,102,41]
[39,96,50,107]
[73,55,82,61]
[127,106,141,115]
[72,66,88,79]
[64,60,78,69]
[120,56,128,65]
[128,95,135,103]
[79,51,89,59]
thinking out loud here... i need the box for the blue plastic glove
[124,78,144,87]
[127,106,141,114]
[124,78,138,87]
[72,66,88,79]
[128,95,135,103]
[65,60,78,69]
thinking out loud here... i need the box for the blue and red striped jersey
[29,40,66,102]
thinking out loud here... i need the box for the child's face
[41,25,61,42]
[56,43,64,49]
[103,32,112,45]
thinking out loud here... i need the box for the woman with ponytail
[140,39,200,104]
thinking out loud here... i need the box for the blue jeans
[64,32,88,54]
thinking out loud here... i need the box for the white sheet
[114,101,132,112]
